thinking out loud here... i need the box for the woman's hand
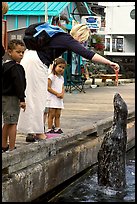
[109,61,120,72]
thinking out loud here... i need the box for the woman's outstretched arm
[92,53,120,72]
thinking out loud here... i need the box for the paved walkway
[16,82,135,147]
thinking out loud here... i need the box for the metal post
[45,2,48,22]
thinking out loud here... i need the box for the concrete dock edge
[2,110,135,202]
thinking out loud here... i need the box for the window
[130,9,135,20]
[116,38,123,52]
[105,38,110,51]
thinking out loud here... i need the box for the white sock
[54,128,60,131]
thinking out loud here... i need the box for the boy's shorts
[44,107,49,113]
[2,96,20,124]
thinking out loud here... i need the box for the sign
[81,16,101,30]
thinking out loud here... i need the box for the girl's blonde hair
[70,24,90,42]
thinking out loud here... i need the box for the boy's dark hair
[52,58,67,75]
[8,39,25,50]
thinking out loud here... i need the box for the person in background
[46,58,67,134]
[2,39,26,152]
[18,23,119,142]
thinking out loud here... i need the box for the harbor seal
[97,93,128,190]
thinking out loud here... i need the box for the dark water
[48,148,135,202]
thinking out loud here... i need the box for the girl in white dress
[47,58,67,134]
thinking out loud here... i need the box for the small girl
[46,58,67,134]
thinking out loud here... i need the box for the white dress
[47,73,64,109]
[17,50,48,134]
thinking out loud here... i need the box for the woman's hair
[70,23,90,42]
[52,57,67,75]
[8,39,25,50]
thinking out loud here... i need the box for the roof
[6,2,70,16]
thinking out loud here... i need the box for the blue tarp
[34,22,66,37]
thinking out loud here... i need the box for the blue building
[4,2,93,30]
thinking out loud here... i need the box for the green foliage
[90,34,105,51]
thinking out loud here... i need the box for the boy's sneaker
[46,129,55,134]
[6,147,17,152]
[2,145,9,153]
[54,129,63,134]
